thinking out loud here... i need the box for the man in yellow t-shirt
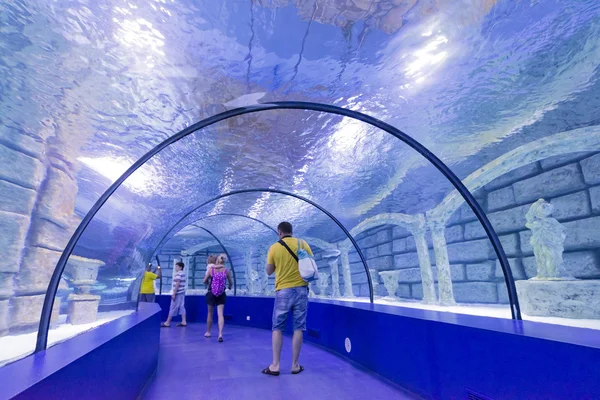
[262,222,313,377]
[140,263,161,302]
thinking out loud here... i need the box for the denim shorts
[272,287,308,332]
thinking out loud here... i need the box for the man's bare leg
[291,329,303,372]
[269,329,283,372]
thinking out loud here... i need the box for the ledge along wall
[0,303,161,400]
[156,295,600,400]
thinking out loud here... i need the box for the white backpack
[279,238,319,282]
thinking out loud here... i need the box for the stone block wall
[0,120,87,335]
[311,152,600,305]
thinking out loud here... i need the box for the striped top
[173,271,186,295]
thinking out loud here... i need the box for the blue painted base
[156,295,600,400]
[0,302,161,400]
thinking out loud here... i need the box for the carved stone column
[430,221,456,305]
[339,249,355,297]
[244,251,253,294]
[328,258,341,298]
[412,227,437,304]
[318,273,330,298]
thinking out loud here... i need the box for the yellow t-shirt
[267,237,313,291]
[140,271,158,294]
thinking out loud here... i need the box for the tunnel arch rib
[147,188,371,302]
[36,101,520,353]
[187,213,278,236]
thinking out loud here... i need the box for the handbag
[278,238,319,283]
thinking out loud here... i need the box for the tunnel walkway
[143,323,416,400]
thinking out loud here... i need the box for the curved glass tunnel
[1,0,600,369]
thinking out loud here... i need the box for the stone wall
[0,121,83,335]
[314,151,600,304]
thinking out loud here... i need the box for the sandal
[292,365,305,375]
[218,337,223,342]
[261,367,280,376]
[176,323,187,327]
[204,332,211,338]
[161,323,170,327]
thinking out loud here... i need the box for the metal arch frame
[35,101,520,353]
[150,214,277,289]
[191,213,278,236]
[147,188,371,302]
[153,213,275,297]
[152,213,277,260]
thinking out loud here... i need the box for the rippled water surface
[2,0,600,254]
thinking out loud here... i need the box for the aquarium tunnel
[1,1,600,399]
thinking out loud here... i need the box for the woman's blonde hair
[216,253,227,264]
[207,254,217,264]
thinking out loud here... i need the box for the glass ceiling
[3,0,600,273]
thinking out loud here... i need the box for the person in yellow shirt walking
[262,222,313,377]
[140,262,161,302]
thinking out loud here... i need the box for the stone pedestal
[516,279,600,319]
[66,255,103,284]
[67,294,101,325]
[65,256,104,325]
[379,270,401,300]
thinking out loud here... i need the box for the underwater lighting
[78,156,153,192]
[405,36,449,80]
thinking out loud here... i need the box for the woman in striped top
[161,261,187,327]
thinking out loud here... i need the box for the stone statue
[525,199,573,280]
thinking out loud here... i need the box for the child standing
[161,261,187,327]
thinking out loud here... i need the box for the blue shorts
[272,287,308,331]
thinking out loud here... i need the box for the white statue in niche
[525,199,574,280]
[318,273,330,298]
[379,270,400,300]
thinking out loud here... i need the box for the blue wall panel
[157,295,600,400]
[1,303,161,400]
